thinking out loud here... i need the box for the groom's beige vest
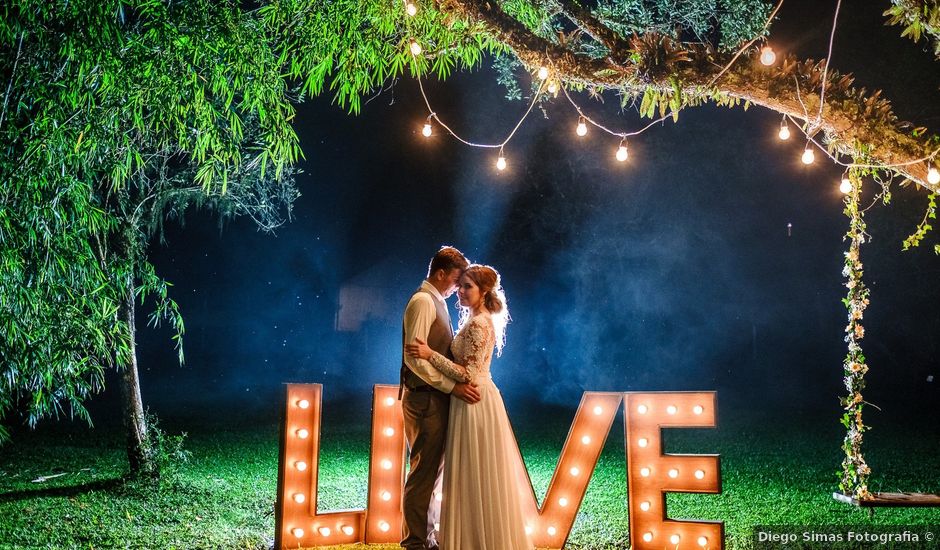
[400,286,454,391]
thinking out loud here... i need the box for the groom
[400,246,480,550]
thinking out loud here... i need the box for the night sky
[122,1,939,427]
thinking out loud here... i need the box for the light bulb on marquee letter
[298,399,310,409]
[760,46,776,66]
[342,525,355,536]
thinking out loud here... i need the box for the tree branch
[438,0,939,191]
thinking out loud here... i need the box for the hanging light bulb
[496,150,507,171]
[576,117,587,137]
[547,81,558,94]
[537,66,549,80]
[840,178,853,194]
[409,41,422,56]
[405,2,417,16]
[422,122,432,137]
[778,122,791,140]
[616,139,628,162]
[801,147,815,164]
[928,166,940,185]
[760,46,776,66]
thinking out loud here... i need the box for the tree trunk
[119,272,157,478]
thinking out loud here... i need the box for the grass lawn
[1,404,939,549]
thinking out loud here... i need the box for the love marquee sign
[275,384,723,549]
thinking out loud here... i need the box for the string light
[840,177,852,194]
[778,120,791,140]
[576,117,588,137]
[496,149,507,171]
[760,46,776,66]
[405,2,417,16]
[616,140,628,162]
[802,147,815,165]
[409,41,422,56]
[422,122,432,137]
[547,81,558,94]
[537,66,549,80]
[928,166,940,185]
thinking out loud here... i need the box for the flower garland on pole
[838,170,873,501]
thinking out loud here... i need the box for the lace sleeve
[428,351,471,383]
[428,317,493,384]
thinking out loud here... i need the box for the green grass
[1,409,939,549]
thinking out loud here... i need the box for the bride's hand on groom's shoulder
[405,338,432,360]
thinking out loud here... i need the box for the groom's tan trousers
[401,388,450,550]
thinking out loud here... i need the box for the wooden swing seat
[833,492,940,507]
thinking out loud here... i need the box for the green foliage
[0,1,300,442]
[885,0,940,59]
[903,193,937,250]
[595,0,773,51]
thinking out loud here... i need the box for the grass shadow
[0,476,127,502]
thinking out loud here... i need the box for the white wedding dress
[428,312,533,550]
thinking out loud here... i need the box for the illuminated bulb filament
[640,467,651,477]
[802,148,815,164]
[668,468,679,478]
[616,144,628,162]
[778,124,791,140]
[643,532,653,542]
[760,46,776,66]
[381,490,392,501]
[581,435,592,445]
[558,497,568,507]
[695,469,706,479]
[292,528,304,538]
[342,525,355,536]
[637,438,649,448]
[693,405,704,415]
[576,119,587,137]
[928,166,940,185]
[381,459,393,470]
[410,41,422,56]
[639,501,651,511]
[422,123,432,137]
[297,399,310,409]
[378,521,390,532]
[295,461,308,472]
[670,534,681,545]
[293,493,306,504]
[319,527,331,537]
[296,428,309,439]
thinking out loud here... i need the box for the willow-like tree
[0,1,299,476]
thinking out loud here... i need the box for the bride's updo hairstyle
[459,264,510,355]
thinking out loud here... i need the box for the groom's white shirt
[402,280,456,393]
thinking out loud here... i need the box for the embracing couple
[399,246,533,550]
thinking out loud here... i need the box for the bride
[406,264,533,550]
